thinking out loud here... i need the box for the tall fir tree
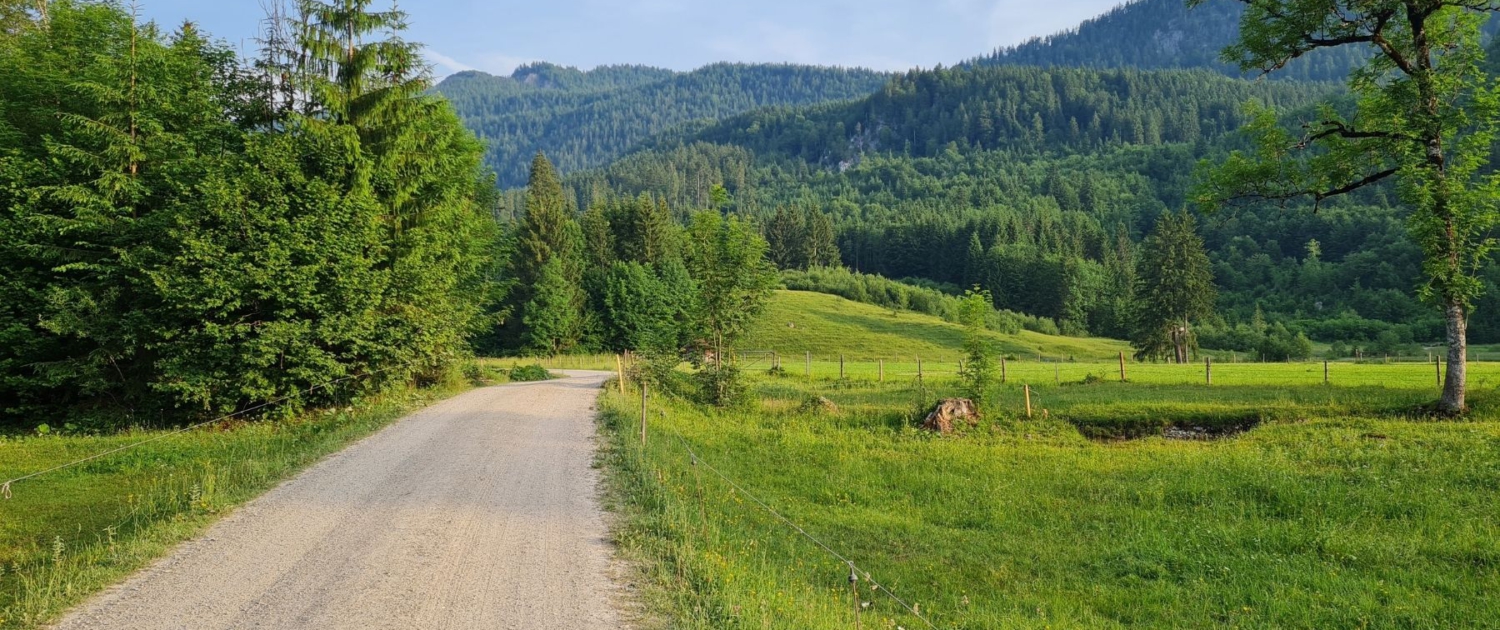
[963,231,986,290]
[764,205,806,269]
[802,207,840,268]
[523,257,581,355]
[1132,211,1216,363]
[512,152,583,349]
[579,203,614,270]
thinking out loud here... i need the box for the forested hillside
[567,60,1499,350]
[434,62,890,187]
[972,0,1500,81]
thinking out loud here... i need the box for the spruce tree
[523,257,581,355]
[963,232,986,290]
[1132,211,1216,363]
[617,192,674,264]
[802,207,840,268]
[579,203,613,270]
[511,152,583,349]
[764,205,806,269]
[514,152,576,289]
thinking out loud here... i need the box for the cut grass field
[599,370,1500,629]
[0,371,491,630]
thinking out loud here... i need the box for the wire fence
[736,351,1488,391]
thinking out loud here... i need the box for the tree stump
[921,398,979,434]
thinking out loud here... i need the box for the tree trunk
[1441,299,1467,413]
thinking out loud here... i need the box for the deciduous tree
[1192,0,1500,412]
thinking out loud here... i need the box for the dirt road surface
[53,370,625,630]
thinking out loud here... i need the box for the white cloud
[476,53,544,76]
[425,49,475,77]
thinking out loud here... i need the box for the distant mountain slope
[569,63,1468,345]
[973,0,1498,81]
[656,65,1334,167]
[433,62,890,187]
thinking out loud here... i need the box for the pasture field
[745,291,1132,361]
[0,369,494,629]
[598,369,1500,629]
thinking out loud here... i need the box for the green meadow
[598,370,1500,629]
[598,292,1500,628]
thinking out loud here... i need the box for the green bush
[508,364,556,382]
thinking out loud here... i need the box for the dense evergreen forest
[433,62,890,187]
[972,0,1500,82]
[0,1,504,426]
[560,60,1499,352]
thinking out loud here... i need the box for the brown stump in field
[922,398,979,434]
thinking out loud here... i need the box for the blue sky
[139,0,1125,77]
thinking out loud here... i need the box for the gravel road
[54,370,626,630]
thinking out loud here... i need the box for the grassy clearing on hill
[0,367,498,630]
[598,369,1500,629]
[744,291,1130,361]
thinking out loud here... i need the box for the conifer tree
[963,232,986,290]
[616,192,673,264]
[1132,211,1216,362]
[802,207,840,268]
[579,203,614,269]
[514,152,578,290]
[764,205,806,269]
[524,257,581,355]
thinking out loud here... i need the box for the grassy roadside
[0,365,501,629]
[596,372,1500,629]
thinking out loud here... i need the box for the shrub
[695,362,749,407]
[508,364,556,382]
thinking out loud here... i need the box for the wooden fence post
[1024,385,1032,418]
[1000,357,1007,384]
[640,381,648,446]
[1119,351,1127,382]
[840,354,845,380]
[1205,356,1212,386]
[1324,360,1330,385]
[879,359,884,383]
[616,354,625,395]
[917,356,923,380]
[1436,356,1442,388]
[1054,362,1060,385]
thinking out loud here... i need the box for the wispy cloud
[425,49,475,76]
[476,53,544,76]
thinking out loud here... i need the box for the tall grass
[598,371,1500,628]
